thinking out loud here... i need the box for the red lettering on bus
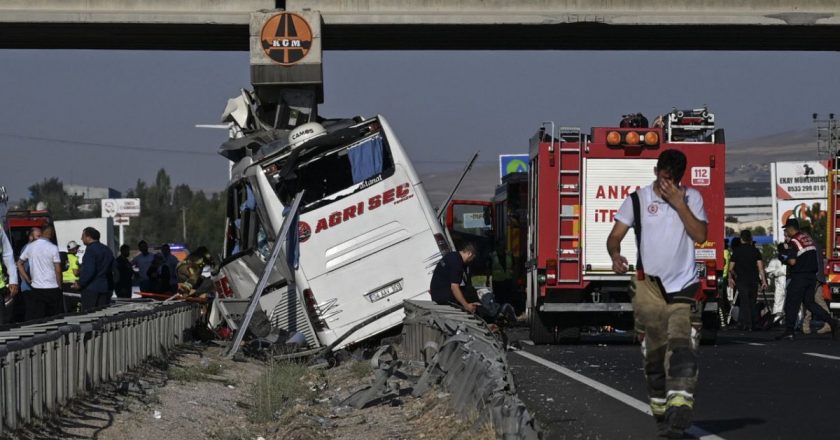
[382,188,395,205]
[396,183,410,198]
[369,194,382,210]
[343,205,357,221]
[311,182,412,235]
[329,212,342,227]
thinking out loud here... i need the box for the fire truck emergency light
[607,130,660,147]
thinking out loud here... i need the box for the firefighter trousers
[630,275,701,417]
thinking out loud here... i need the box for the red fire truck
[526,109,726,344]
[824,157,840,312]
[445,199,494,285]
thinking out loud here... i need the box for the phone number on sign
[785,184,825,193]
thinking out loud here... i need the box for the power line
[0,131,503,164]
[0,131,218,156]
[413,159,496,165]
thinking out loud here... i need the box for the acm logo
[260,12,313,65]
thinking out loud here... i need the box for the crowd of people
[0,225,215,324]
[722,219,839,340]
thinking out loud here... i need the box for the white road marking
[513,349,726,440]
[803,352,840,361]
[733,341,766,346]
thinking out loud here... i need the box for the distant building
[64,184,121,213]
[64,184,121,200]
[725,196,773,238]
[724,181,770,198]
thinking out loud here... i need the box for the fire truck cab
[527,109,726,344]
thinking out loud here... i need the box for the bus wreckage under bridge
[209,92,450,351]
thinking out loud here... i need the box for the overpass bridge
[1,0,839,50]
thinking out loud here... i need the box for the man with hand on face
[607,149,708,439]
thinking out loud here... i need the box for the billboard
[773,199,826,242]
[771,161,828,241]
[499,154,529,183]
[772,161,828,200]
[101,198,141,218]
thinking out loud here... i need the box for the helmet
[67,240,80,250]
[288,122,327,149]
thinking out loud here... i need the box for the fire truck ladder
[832,160,840,258]
[556,126,583,284]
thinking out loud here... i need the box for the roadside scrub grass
[249,360,320,423]
[348,359,371,379]
[167,358,235,386]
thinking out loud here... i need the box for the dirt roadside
[10,343,495,440]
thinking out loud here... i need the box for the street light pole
[814,113,839,159]
[182,207,187,243]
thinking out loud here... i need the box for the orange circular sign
[260,12,313,65]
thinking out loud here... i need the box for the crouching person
[606,150,708,438]
[428,242,515,325]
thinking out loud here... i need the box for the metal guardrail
[0,300,200,434]
[400,300,542,439]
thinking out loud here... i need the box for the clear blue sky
[1,49,839,201]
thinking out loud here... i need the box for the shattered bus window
[265,133,395,213]
[225,182,268,258]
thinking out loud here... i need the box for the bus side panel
[296,168,442,348]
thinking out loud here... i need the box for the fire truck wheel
[529,309,556,345]
[556,325,581,344]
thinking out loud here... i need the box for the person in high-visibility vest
[490,248,514,307]
[62,241,81,288]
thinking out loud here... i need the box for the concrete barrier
[400,300,541,439]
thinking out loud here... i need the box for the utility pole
[814,113,839,158]
[181,207,187,243]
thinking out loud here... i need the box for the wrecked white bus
[216,115,450,349]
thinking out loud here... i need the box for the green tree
[23,178,87,220]
[124,169,225,257]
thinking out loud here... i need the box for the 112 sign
[691,167,711,186]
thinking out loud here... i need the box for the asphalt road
[506,328,840,440]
